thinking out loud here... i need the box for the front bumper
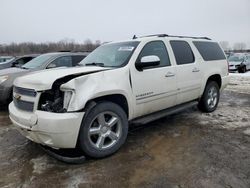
[9,102,85,149]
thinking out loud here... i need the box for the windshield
[22,54,54,69]
[80,41,139,67]
[228,56,244,62]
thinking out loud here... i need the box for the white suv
[9,34,229,158]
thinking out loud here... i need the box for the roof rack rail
[167,35,211,40]
[135,34,211,40]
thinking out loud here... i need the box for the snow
[226,71,250,94]
[229,71,250,77]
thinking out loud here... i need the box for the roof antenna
[132,35,137,39]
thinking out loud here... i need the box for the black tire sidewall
[199,81,220,112]
[78,101,128,158]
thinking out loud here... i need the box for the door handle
[165,72,175,77]
[192,67,200,72]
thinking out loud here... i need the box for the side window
[137,41,171,68]
[193,41,226,61]
[170,41,195,65]
[16,57,33,65]
[15,59,25,65]
[50,56,72,67]
[72,55,86,66]
[22,57,33,64]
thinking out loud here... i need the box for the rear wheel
[78,101,128,158]
[198,81,220,112]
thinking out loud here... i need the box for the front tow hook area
[39,145,86,164]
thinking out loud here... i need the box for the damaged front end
[36,69,107,113]
[38,75,76,113]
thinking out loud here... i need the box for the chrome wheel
[207,86,218,109]
[88,111,122,150]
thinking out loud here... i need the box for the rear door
[170,40,202,105]
[131,40,177,117]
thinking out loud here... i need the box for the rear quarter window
[193,41,226,61]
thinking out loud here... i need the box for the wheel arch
[83,94,130,118]
[205,74,222,89]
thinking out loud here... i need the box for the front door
[131,40,177,118]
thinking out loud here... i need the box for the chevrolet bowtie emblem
[14,93,21,100]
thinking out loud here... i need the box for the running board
[130,101,198,125]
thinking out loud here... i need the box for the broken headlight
[63,90,73,110]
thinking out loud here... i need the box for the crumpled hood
[14,66,109,91]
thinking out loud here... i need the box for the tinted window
[193,41,226,61]
[51,56,72,67]
[138,41,171,68]
[72,55,86,66]
[170,41,195,65]
[15,57,33,66]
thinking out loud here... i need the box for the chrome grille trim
[13,86,37,97]
[13,86,37,112]
[13,99,34,112]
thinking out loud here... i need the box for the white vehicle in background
[228,53,250,73]
[9,34,229,159]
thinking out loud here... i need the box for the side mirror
[47,63,56,69]
[135,55,160,70]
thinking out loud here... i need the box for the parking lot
[0,73,249,187]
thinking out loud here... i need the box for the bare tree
[219,41,230,51]
[233,42,247,51]
[0,40,101,56]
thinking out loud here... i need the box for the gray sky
[1,0,250,47]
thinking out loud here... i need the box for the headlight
[0,75,8,84]
[63,90,73,110]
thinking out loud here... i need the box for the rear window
[170,41,195,65]
[193,41,226,61]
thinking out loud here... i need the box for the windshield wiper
[85,62,104,67]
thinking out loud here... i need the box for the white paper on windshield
[118,46,135,51]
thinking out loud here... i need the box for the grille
[13,99,34,112]
[13,86,37,97]
[13,86,36,112]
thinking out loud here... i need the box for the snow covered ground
[227,71,250,94]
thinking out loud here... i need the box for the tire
[238,65,246,73]
[198,81,220,112]
[242,66,247,73]
[78,101,128,158]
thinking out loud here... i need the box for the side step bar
[130,101,198,125]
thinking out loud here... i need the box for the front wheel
[238,65,247,73]
[78,101,128,158]
[198,81,220,112]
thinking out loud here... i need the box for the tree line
[219,41,249,52]
[0,39,101,56]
